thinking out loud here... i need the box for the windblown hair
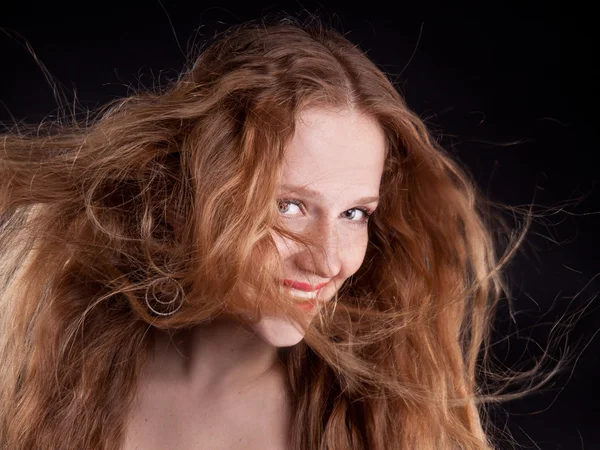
[0,18,545,449]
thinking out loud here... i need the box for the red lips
[282,280,328,292]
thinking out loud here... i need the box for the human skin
[123,107,386,449]
[251,106,386,347]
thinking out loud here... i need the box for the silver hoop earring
[144,277,184,317]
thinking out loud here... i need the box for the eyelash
[277,198,373,228]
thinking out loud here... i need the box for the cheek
[338,231,369,278]
[271,232,297,259]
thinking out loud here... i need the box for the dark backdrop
[1,2,598,448]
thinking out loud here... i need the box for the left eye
[342,209,366,221]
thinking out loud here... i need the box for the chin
[250,315,309,347]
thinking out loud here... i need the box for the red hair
[0,18,554,449]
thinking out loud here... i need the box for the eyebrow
[279,185,379,205]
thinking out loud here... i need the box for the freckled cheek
[336,233,370,281]
[271,233,297,259]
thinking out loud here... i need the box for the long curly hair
[0,18,543,449]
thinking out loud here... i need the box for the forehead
[280,107,386,193]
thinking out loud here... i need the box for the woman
[0,18,538,449]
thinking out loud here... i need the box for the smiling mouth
[284,287,318,300]
[285,288,322,313]
[282,279,328,292]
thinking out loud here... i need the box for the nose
[294,218,342,279]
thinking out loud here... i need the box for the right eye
[277,199,302,216]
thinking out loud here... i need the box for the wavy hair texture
[0,17,565,450]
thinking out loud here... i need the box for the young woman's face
[251,106,386,347]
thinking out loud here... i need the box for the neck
[149,317,281,397]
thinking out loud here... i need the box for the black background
[1,2,598,448]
